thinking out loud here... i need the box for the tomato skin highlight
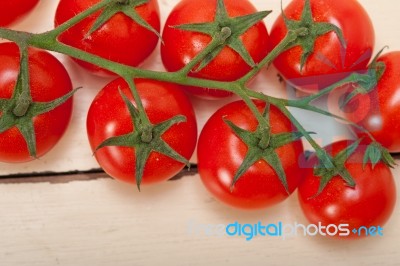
[86,78,197,185]
[0,0,39,27]
[342,52,400,153]
[54,0,160,76]
[0,42,73,163]
[269,0,375,94]
[161,0,269,99]
[197,100,304,209]
[298,140,396,238]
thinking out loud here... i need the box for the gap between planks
[0,166,198,184]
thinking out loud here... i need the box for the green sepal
[262,150,289,194]
[363,142,397,169]
[0,99,8,109]
[363,142,381,169]
[281,0,346,72]
[95,88,189,191]
[227,10,271,67]
[173,0,270,72]
[16,120,37,158]
[134,145,152,191]
[86,0,161,40]
[96,133,138,151]
[314,139,361,195]
[119,89,189,166]
[0,88,78,158]
[381,149,397,169]
[29,88,79,115]
[0,112,16,134]
[269,131,312,149]
[340,47,388,109]
[0,45,78,159]
[224,114,306,194]
[172,22,218,36]
[334,138,361,166]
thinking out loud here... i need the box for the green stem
[278,105,334,169]
[238,27,308,85]
[0,28,33,44]
[235,86,268,129]
[287,101,377,141]
[0,0,386,168]
[21,14,378,156]
[41,0,113,40]
[123,76,151,125]
[177,27,232,76]
[12,45,32,117]
[29,33,237,92]
[294,71,369,106]
[0,0,307,123]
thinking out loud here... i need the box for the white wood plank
[0,169,399,266]
[2,0,399,175]
[1,1,400,266]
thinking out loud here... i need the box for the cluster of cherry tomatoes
[0,0,398,238]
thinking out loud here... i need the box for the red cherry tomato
[342,51,400,153]
[298,140,396,238]
[269,0,375,94]
[198,100,304,209]
[161,0,269,99]
[0,0,39,27]
[0,42,73,162]
[54,0,160,76]
[86,78,197,185]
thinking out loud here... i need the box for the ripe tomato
[86,78,197,185]
[342,51,400,153]
[0,42,73,163]
[0,0,39,27]
[197,100,304,209]
[298,140,396,237]
[161,0,269,99]
[54,0,160,76]
[269,0,375,94]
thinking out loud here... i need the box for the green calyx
[363,141,397,169]
[313,139,361,195]
[313,139,397,196]
[0,47,77,159]
[281,0,347,71]
[225,104,305,194]
[86,0,161,39]
[173,0,270,72]
[95,88,189,191]
[340,47,388,108]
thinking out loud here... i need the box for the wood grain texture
[1,0,400,265]
[0,169,399,266]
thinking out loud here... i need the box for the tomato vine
[0,0,395,191]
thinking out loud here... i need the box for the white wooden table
[1,1,400,265]
[1,168,400,266]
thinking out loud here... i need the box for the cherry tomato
[197,100,304,209]
[54,0,160,76]
[269,0,375,94]
[0,0,39,27]
[86,78,197,185]
[0,42,73,163]
[342,51,400,153]
[161,0,269,99]
[298,140,396,238]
